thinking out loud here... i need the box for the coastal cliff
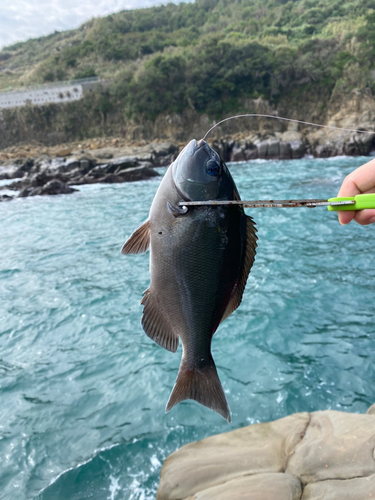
[1,89,375,158]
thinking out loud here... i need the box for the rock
[19,180,76,197]
[39,180,76,195]
[56,148,72,157]
[280,141,292,159]
[302,474,375,500]
[188,473,302,500]
[158,410,375,500]
[290,140,306,159]
[157,413,309,500]
[79,165,159,185]
[95,150,114,159]
[229,142,246,162]
[345,133,374,156]
[119,166,160,181]
[314,143,338,158]
[286,410,375,483]
[0,194,13,201]
[267,139,280,158]
[106,156,140,172]
[367,404,375,415]
[56,159,80,173]
[10,159,35,178]
[257,140,269,159]
[150,142,179,166]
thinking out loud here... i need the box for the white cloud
[0,0,193,49]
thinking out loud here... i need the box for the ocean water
[0,156,375,500]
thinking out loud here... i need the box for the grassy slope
[0,0,375,139]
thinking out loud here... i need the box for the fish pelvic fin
[141,288,179,353]
[121,219,150,254]
[166,355,231,423]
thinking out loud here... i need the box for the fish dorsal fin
[121,220,150,254]
[221,215,257,323]
[141,288,179,352]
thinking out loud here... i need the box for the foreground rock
[157,408,375,500]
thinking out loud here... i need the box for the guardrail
[0,76,100,94]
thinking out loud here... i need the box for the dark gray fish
[122,139,257,422]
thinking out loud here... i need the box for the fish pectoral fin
[141,288,179,352]
[221,215,258,323]
[166,355,231,423]
[121,219,150,254]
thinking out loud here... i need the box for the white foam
[108,474,121,500]
[150,454,161,469]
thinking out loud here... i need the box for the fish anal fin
[121,220,150,255]
[141,288,179,353]
[166,355,231,422]
[221,215,258,323]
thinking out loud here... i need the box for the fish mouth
[172,139,219,202]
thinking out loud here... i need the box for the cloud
[0,0,193,49]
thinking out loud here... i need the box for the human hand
[337,157,375,225]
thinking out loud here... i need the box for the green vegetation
[1,0,375,122]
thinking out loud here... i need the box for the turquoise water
[1,156,375,499]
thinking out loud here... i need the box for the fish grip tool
[179,193,375,210]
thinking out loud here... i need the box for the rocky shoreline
[0,139,179,201]
[1,130,374,202]
[157,405,375,500]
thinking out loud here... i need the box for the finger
[338,158,375,198]
[338,210,355,225]
[353,208,375,225]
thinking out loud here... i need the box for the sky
[0,0,193,50]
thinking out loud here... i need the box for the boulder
[314,143,338,158]
[157,409,375,500]
[279,141,292,159]
[19,180,76,197]
[290,140,306,159]
[106,156,140,172]
[0,194,13,202]
[267,139,280,158]
[302,474,375,499]
[257,140,269,159]
[188,473,302,500]
[150,142,179,166]
[286,410,375,483]
[157,413,309,500]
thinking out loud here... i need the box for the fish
[121,139,257,422]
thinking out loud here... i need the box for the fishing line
[201,114,375,141]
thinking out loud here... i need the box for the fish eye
[206,159,220,176]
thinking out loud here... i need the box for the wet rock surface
[157,409,375,500]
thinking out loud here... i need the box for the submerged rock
[157,408,375,500]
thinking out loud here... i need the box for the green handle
[327,193,375,211]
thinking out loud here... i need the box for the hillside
[1,0,375,148]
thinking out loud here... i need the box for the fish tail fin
[165,356,231,423]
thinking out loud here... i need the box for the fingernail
[369,216,375,224]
